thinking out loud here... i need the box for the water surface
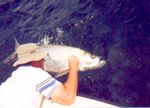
[0,0,150,106]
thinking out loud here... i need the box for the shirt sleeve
[36,76,62,99]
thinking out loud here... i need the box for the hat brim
[13,50,48,67]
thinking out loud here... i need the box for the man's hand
[68,55,79,71]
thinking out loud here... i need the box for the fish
[3,37,106,77]
[39,36,106,77]
[41,44,106,77]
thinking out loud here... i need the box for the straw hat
[13,43,48,67]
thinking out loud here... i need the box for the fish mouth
[91,58,106,69]
[99,59,106,66]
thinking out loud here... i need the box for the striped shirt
[0,66,62,108]
[36,76,61,99]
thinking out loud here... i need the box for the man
[0,43,79,108]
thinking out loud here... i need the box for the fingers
[68,55,79,70]
[68,55,79,64]
[68,55,79,62]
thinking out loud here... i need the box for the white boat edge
[42,96,119,108]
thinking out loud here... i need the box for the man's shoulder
[16,66,45,73]
[17,65,40,70]
[14,66,51,78]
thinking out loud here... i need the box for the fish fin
[44,61,61,72]
[44,56,69,77]
[3,52,17,65]
[14,38,20,48]
[3,38,19,65]
[44,56,64,72]
[39,35,51,46]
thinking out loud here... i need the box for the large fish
[41,44,106,77]
[3,38,106,77]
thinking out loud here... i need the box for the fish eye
[91,55,96,59]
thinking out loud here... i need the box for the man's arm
[50,55,79,105]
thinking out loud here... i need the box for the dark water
[0,0,150,107]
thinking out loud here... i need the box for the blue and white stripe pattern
[36,76,62,99]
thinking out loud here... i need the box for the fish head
[79,52,106,71]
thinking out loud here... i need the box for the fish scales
[40,44,106,77]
